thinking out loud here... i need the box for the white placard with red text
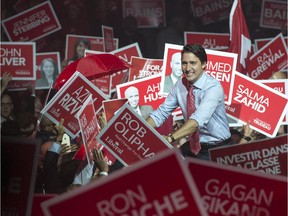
[41,72,108,138]
[209,135,287,176]
[260,0,287,30]
[96,103,173,166]
[226,72,288,137]
[1,1,61,42]
[184,32,229,51]
[42,150,207,216]
[248,33,287,80]
[186,158,287,216]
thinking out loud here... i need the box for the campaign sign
[41,72,108,138]
[102,25,114,52]
[255,36,288,52]
[209,135,287,176]
[35,52,61,89]
[122,0,166,28]
[260,79,288,124]
[0,42,35,80]
[190,0,233,25]
[32,194,56,216]
[65,34,118,61]
[225,72,288,137]
[248,33,287,80]
[1,136,40,216]
[110,43,143,91]
[42,149,207,216]
[205,49,237,105]
[96,103,173,166]
[184,32,230,51]
[90,75,112,97]
[103,98,128,123]
[186,158,288,216]
[129,56,163,81]
[1,1,61,41]
[76,95,101,164]
[117,74,166,111]
[260,0,287,30]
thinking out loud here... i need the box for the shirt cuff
[49,142,61,154]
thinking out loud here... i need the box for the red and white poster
[0,42,35,80]
[1,1,61,41]
[225,72,288,137]
[122,0,166,28]
[41,150,207,216]
[260,79,288,124]
[1,136,40,216]
[103,98,128,123]
[209,134,288,176]
[90,75,112,97]
[76,95,102,164]
[117,74,166,111]
[129,56,163,81]
[160,43,237,105]
[248,33,287,80]
[96,104,173,166]
[190,0,233,25]
[65,34,118,61]
[32,194,56,216]
[35,52,61,90]
[184,32,229,51]
[255,36,288,52]
[260,0,287,30]
[41,72,108,138]
[186,158,288,216]
[102,25,114,52]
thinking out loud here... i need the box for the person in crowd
[146,44,232,160]
[36,58,59,88]
[1,93,15,125]
[163,52,182,94]
[124,86,154,119]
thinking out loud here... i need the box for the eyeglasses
[1,103,13,107]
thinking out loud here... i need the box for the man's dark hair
[181,44,207,63]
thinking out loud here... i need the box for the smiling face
[125,86,139,109]
[170,52,182,78]
[42,60,55,77]
[76,41,89,59]
[181,52,206,84]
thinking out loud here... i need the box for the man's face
[181,52,206,84]
[125,87,139,109]
[170,53,182,78]
[1,95,13,118]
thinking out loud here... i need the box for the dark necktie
[187,84,201,155]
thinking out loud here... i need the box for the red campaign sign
[190,0,233,25]
[186,158,288,216]
[90,75,112,97]
[0,42,35,80]
[248,33,288,80]
[103,98,128,122]
[255,36,288,52]
[76,95,101,164]
[117,74,165,111]
[129,56,163,81]
[96,104,173,166]
[102,25,114,52]
[260,0,287,30]
[35,52,61,90]
[42,150,207,216]
[1,1,61,42]
[65,34,118,61]
[210,135,288,176]
[225,72,288,137]
[1,136,40,216]
[184,32,230,51]
[31,194,56,216]
[41,72,108,138]
[110,43,142,91]
[122,0,166,28]
[260,79,288,124]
